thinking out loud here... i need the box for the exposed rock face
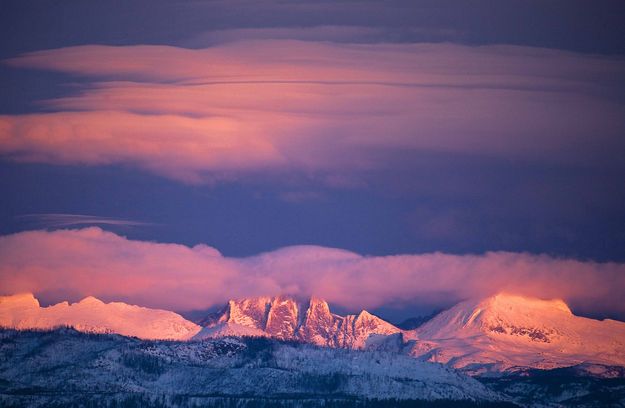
[219,297,272,330]
[265,295,301,339]
[299,297,341,346]
[194,295,402,349]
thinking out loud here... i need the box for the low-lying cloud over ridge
[1,228,623,319]
[2,41,624,184]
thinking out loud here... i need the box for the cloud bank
[1,228,624,318]
[2,41,624,183]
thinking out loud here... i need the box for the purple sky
[1,0,624,320]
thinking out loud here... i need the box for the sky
[1,0,624,321]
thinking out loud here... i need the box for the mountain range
[0,293,200,340]
[1,292,624,375]
[194,296,401,349]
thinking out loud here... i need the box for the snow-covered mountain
[0,328,503,407]
[2,292,625,376]
[409,293,625,374]
[194,296,401,349]
[0,293,201,340]
[200,294,625,374]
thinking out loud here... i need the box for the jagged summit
[194,295,401,348]
[0,293,201,340]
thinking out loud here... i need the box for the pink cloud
[0,228,623,318]
[0,110,285,182]
[1,41,624,183]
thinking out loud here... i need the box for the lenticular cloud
[0,227,624,318]
[2,41,625,183]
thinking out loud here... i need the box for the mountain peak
[486,292,572,315]
[77,296,105,306]
[412,293,625,373]
[265,296,300,339]
[196,295,401,348]
[306,296,331,316]
[416,293,575,342]
[356,309,375,319]
[222,297,272,329]
[0,293,40,308]
[0,293,200,340]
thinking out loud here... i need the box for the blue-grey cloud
[17,214,153,229]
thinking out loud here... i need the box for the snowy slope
[194,322,267,338]
[0,328,501,406]
[409,293,625,374]
[194,296,401,348]
[0,293,201,340]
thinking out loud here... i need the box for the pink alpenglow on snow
[409,293,625,373]
[0,293,200,340]
[2,291,625,374]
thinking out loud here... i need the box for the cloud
[183,26,462,47]
[0,110,286,182]
[1,227,624,319]
[16,214,153,228]
[1,41,624,183]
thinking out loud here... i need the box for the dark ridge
[395,311,440,330]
